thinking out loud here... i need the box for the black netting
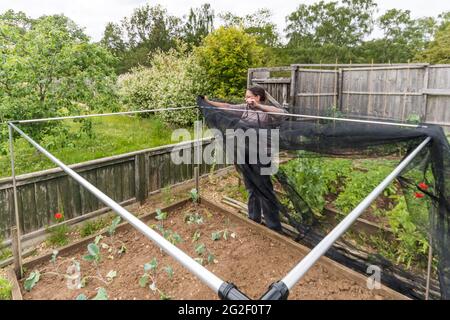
[197,96,450,299]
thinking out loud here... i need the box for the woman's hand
[246,98,260,109]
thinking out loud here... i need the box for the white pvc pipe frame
[7,106,431,298]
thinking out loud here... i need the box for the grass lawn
[0,115,195,178]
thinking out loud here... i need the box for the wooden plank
[18,184,36,234]
[249,66,293,72]
[423,89,450,96]
[134,153,146,204]
[341,65,428,71]
[6,268,23,300]
[79,169,99,214]
[342,91,423,96]
[297,93,338,97]
[0,188,13,239]
[252,78,291,84]
[293,63,427,68]
[34,181,49,229]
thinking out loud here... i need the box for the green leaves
[88,243,99,256]
[207,253,215,264]
[139,274,150,288]
[144,258,158,272]
[190,188,199,203]
[211,230,234,241]
[24,270,40,292]
[195,26,264,97]
[76,293,87,300]
[83,243,100,263]
[0,12,118,153]
[76,288,108,300]
[116,45,203,126]
[164,266,174,279]
[155,209,168,221]
[158,225,183,245]
[194,243,206,255]
[184,212,203,225]
[211,232,221,241]
[108,216,122,236]
[92,287,108,300]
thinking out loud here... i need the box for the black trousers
[241,164,282,232]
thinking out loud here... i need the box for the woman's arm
[247,98,286,114]
[255,103,286,114]
[204,96,231,108]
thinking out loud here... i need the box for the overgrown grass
[46,224,70,247]
[0,276,12,300]
[0,116,194,178]
[79,217,110,238]
[0,248,12,261]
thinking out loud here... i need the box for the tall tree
[219,9,280,48]
[101,22,126,57]
[101,4,181,73]
[182,3,214,47]
[358,9,436,63]
[286,0,376,48]
[0,11,117,145]
[122,4,181,51]
[415,23,450,63]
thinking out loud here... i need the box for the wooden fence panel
[425,67,450,126]
[248,64,450,128]
[0,139,219,240]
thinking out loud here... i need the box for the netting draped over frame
[197,96,450,299]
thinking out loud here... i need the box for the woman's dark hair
[247,86,266,102]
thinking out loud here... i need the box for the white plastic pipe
[8,122,224,293]
[13,106,197,124]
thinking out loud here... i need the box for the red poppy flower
[54,213,63,220]
[414,192,425,199]
[418,182,429,190]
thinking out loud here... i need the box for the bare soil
[21,201,389,300]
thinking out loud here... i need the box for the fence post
[8,124,23,278]
[11,226,22,278]
[247,69,253,88]
[338,68,344,112]
[135,153,147,205]
[290,65,299,112]
[422,66,430,123]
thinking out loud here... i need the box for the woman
[204,86,285,233]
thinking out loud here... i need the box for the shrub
[194,26,264,98]
[0,276,12,300]
[118,43,208,126]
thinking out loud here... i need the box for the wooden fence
[0,138,225,240]
[248,64,450,127]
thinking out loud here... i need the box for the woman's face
[245,90,261,104]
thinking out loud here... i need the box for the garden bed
[14,197,405,300]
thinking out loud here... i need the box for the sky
[1,0,450,42]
